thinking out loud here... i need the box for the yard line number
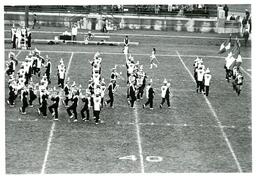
[119,155,163,163]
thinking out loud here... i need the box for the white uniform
[204,73,212,86]
[161,85,168,98]
[197,68,205,82]
[71,26,78,36]
[145,85,151,99]
[93,95,101,111]
[59,67,65,79]
[124,46,129,55]
[127,63,135,74]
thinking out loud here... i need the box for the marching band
[5,34,245,125]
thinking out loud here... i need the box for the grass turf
[4,29,251,173]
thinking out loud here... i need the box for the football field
[4,29,251,173]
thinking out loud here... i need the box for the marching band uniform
[66,92,79,122]
[38,89,49,118]
[204,68,212,96]
[160,80,171,108]
[19,87,29,114]
[129,82,136,108]
[92,94,102,124]
[81,91,91,121]
[143,81,154,110]
[48,91,60,120]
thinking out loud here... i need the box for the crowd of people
[11,24,32,50]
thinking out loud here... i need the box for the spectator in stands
[102,17,108,33]
[243,27,250,47]
[248,16,251,33]
[242,16,248,33]
[32,14,40,29]
[71,23,78,42]
[155,5,160,14]
[16,27,22,49]
[223,5,229,20]
[230,14,236,21]
[11,24,16,49]
[245,9,250,21]
[27,28,31,49]
[167,4,172,12]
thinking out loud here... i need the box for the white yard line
[41,122,56,174]
[15,50,22,58]
[133,105,145,173]
[176,50,243,172]
[40,52,74,174]
[4,49,252,60]
[240,66,251,78]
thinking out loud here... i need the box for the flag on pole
[218,34,232,54]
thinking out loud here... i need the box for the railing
[4,5,218,19]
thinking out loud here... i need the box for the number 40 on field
[119,155,163,162]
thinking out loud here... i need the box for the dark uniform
[38,91,49,117]
[20,88,29,114]
[45,60,51,84]
[129,83,136,108]
[8,83,17,107]
[6,60,16,76]
[67,94,79,122]
[27,30,31,49]
[81,96,90,121]
[143,84,154,109]
[28,84,37,107]
[124,36,129,47]
[63,83,70,107]
[48,93,60,120]
[106,82,115,108]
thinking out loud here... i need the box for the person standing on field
[143,80,154,110]
[159,79,171,108]
[204,68,212,96]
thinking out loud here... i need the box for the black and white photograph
[2,0,254,175]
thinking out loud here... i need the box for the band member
[7,79,17,107]
[16,28,22,49]
[150,48,159,69]
[105,79,116,108]
[129,81,137,108]
[38,88,49,118]
[19,86,29,115]
[66,90,79,122]
[233,71,244,96]
[143,80,154,110]
[159,79,171,108]
[48,89,60,120]
[204,68,212,96]
[28,81,37,107]
[92,93,102,124]
[6,52,18,76]
[44,56,52,84]
[21,26,27,49]
[124,35,129,47]
[81,89,91,121]
[57,58,66,88]
[196,65,205,93]
[63,80,70,107]
[11,24,16,49]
